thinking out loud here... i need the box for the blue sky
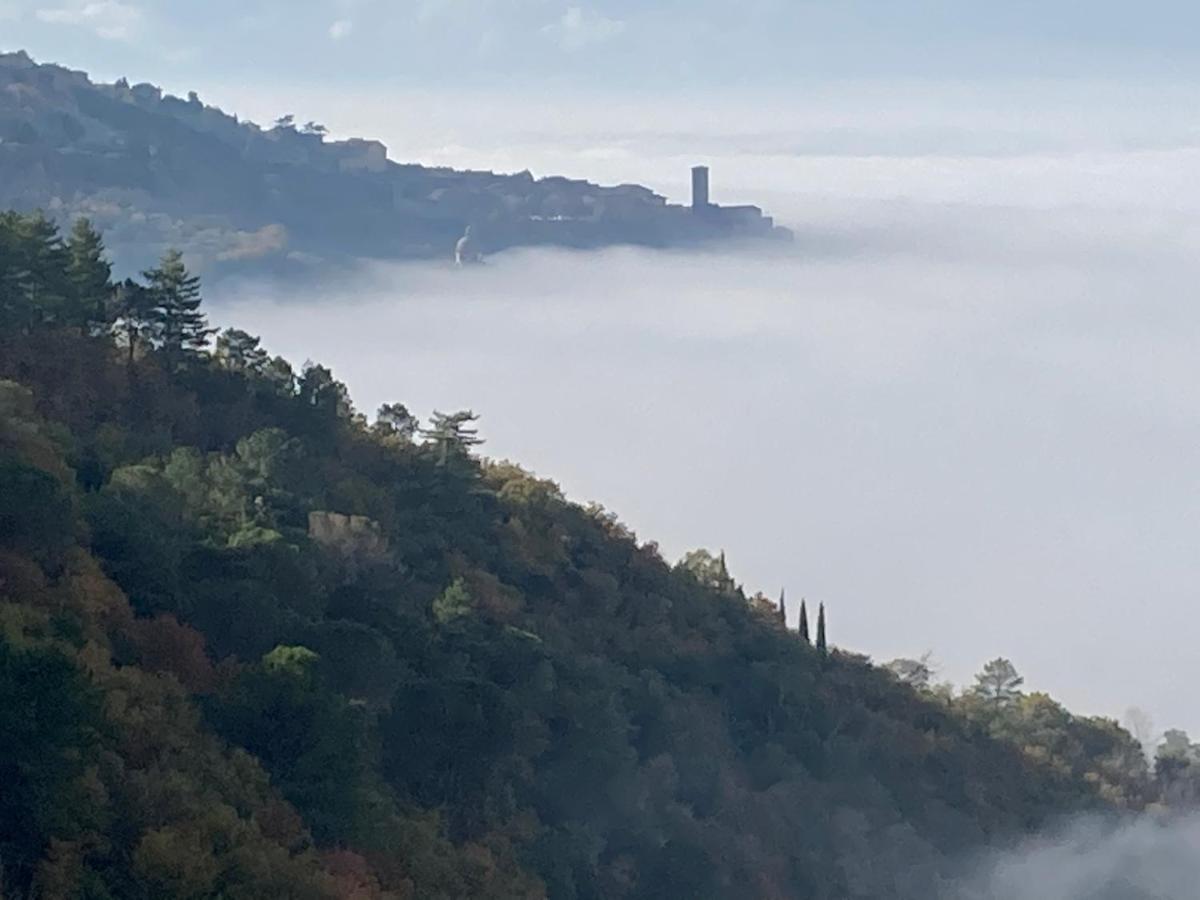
[4,0,1200,95]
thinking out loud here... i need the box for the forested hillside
[0,211,1171,899]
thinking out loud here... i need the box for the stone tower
[691,165,710,210]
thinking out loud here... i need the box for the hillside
[0,50,788,281]
[0,212,1163,899]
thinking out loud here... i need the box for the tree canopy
[0,211,1173,900]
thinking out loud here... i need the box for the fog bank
[960,815,1200,900]
[209,85,1200,736]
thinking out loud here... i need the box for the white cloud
[542,6,625,52]
[329,18,353,40]
[36,0,144,41]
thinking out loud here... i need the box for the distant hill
[0,50,789,279]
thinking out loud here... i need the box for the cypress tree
[777,589,786,628]
[816,603,827,655]
[798,600,810,644]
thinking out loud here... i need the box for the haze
[173,80,1194,740]
[7,1,1200,735]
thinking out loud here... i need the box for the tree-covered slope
[0,212,1154,899]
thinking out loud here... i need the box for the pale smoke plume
[958,815,1200,900]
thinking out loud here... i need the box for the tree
[971,657,1024,707]
[0,639,101,889]
[302,121,328,137]
[885,654,935,691]
[274,114,296,130]
[298,362,354,419]
[1154,729,1200,805]
[144,249,213,360]
[1157,729,1194,762]
[677,549,739,597]
[432,578,473,624]
[419,409,484,465]
[110,278,157,367]
[263,356,297,395]
[798,600,810,644]
[64,217,112,332]
[375,402,418,442]
[0,211,67,330]
[777,589,786,627]
[215,328,269,374]
[1123,706,1157,759]
[816,603,827,654]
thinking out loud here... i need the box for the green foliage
[0,210,68,332]
[677,548,740,597]
[215,328,270,374]
[971,656,1025,707]
[0,458,75,566]
[143,248,214,360]
[376,401,419,442]
[64,217,113,332]
[432,577,473,624]
[263,644,321,680]
[0,215,1164,899]
[0,638,101,888]
[420,409,483,465]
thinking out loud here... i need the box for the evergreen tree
[419,409,484,465]
[798,600,810,644]
[816,603,827,655]
[64,217,112,332]
[215,328,269,374]
[375,402,419,442]
[298,362,354,419]
[971,658,1024,707]
[143,249,213,360]
[110,278,157,368]
[778,589,786,627]
[0,211,67,330]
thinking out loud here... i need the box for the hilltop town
[0,50,790,278]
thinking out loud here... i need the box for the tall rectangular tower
[691,165,710,210]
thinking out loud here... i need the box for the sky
[7,0,1200,94]
[6,4,1200,737]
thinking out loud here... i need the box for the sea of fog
[208,81,1200,740]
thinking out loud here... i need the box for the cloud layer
[210,115,1200,734]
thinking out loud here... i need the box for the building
[692,165,710,210]
[688,165,787,240]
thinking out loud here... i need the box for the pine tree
[778,589,787,627]
[375,402,419,442]
[816,603,827,655]
[215,328,269,374]
[798,600,810,644]
[110,278,157,368]
[419,410,484,466]
[0,211,67,330]
[64,217,112,332]
[143,249,213,361]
